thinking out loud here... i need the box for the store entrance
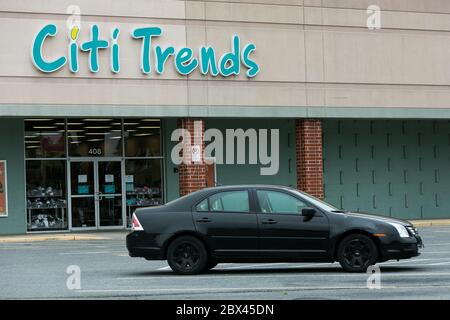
[69,159,124,230]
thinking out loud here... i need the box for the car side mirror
[301,207,316,221]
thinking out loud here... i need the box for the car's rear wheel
[167,236,208,275]
[337,234,378,272]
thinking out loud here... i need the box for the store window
[26,160,67,231]
[125,159,163,227]
[24,118,165,232]
[125,119,161,157]
[68,118,122,157]
[24,119,65,158]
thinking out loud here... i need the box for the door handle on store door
[261,219,277,224]
[196,217,211,223]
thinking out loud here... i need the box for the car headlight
[389,222,410,238]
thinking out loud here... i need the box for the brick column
[177,118,207,196]
[295,119,324,199]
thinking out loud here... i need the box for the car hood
[344,211,412,227]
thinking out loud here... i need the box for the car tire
[337,234,378,272]
[167,236,208,275]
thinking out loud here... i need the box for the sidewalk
[408,219,450,227]
[0,230,128,243]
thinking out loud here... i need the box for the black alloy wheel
[337,234,378,272]
[167,236,208,275]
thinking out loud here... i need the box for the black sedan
[127,185,423,274]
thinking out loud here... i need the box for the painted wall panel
[0,118,26,235]
[323,119,450,219]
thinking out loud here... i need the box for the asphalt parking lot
[1,226,450,300]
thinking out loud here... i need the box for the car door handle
[196,217,212,223]
[261,219,277,224]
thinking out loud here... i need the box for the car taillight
[131,213,144,231]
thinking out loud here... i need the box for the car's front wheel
[167,236,208,275]
[337,234,378,272]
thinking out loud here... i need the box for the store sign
[31,24,260,77]
[0,161,7,217]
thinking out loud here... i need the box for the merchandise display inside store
[27,186,67,230]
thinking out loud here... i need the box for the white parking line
[425,261,450,266]
[116,271,450,281]
[217,263,290,270]
[381,257,450,265]
[157,266,171,271]
[77,283,450,295]
[423,242,450,246]
[59,251,127,255]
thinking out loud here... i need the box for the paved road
[1,227,450,299]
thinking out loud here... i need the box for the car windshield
[292,189,341,212]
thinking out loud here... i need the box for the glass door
[70,161,96,228]
[97,160,123,228]
[69,159,124,230]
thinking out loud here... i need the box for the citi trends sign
[31,24,260,77]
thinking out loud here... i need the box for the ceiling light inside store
[67,123,84,126]
[137,126,160,129]
[83,119,113,121]
[33,132,61,136]
[24,119,53,121]
[123,123,139,125]
[87,138,103,142]
[33,126,57,129]
[84,126,112,129]
[133,133,153,136]
[142,119,160,122]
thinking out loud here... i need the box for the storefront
[24,118,163,231]
[2,1,450,234]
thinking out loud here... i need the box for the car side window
[209,191,250,213]
[256,190,309,214]
[196,198,209,212]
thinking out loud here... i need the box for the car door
[254,189,330,259]
[192,189,258,258]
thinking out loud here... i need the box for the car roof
[201,184,295,191]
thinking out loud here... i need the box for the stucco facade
[1,0,450,234]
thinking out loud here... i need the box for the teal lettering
[31,24,66,73]
[80,25,109,73]
[131,27,162,74]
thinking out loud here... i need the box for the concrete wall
[1,0,450,117]
[0,118,26,235]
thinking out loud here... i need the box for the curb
[0,234,108,243]
[408,219,450,227]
